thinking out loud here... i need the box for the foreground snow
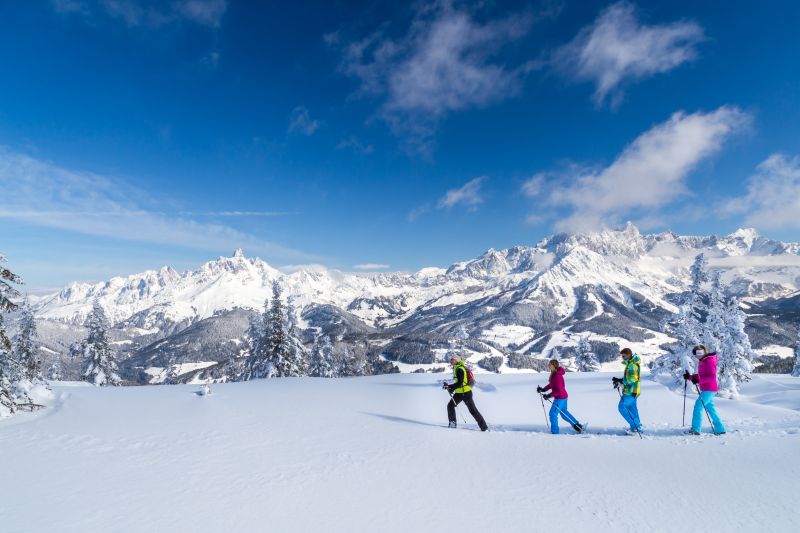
[1,373,799,532]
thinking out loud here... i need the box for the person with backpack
[683,345,726,435]
[612,348,643,435]
[536,359,584,434]
[443,355,488,431]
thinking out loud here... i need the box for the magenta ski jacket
[692,353,719,393]
[542,367,568,399]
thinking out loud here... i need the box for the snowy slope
[1,374,798,532]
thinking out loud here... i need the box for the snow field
[1,373,799,532]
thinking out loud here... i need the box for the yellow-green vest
[452,361,472,394]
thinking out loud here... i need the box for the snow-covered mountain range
[31,224,800,381]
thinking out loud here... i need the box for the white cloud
[353,263,390,271]
[0,148,314,261]
[288,106,320,136]
[720,154,800,230]
[521,173,546,198]
[336,136,374,155]
[407,203,431,222]
[438,176,486,210]
[554,1,704,107]
[545,106,748,232]
[53,0,227,29]
[334,1,539,152]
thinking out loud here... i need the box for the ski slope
[1,373,799,533]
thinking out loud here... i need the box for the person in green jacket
[612,348,642,435]
[443,355,488,431]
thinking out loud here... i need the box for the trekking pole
[616,386,643,439]
[539,392,550,432]
[694,384,719,435]
[682,379,688,427]
[447,390,468,426]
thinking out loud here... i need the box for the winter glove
[442,382,449,390]
[543,394,552,400]
[691,375,699,385]
[612,377,622,387]
[536,385,544,393]
[683,371,691,381]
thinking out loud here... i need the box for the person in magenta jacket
[537,359,584,434]
[683,345,726,435]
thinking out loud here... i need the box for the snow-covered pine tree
[337,346,351,377]
[575,336,600,372]
[308,335,335,378]
[715,293,754,397]
[242,297,273,380]
[80,302,121,386]
[652,253,709,386]
[267,282,303,377]
[47,355,63,381]
[281,296,307,377]
[0,255,23,417]
[13,300,43,383]
[321,335,338,377]
[792,326,800,378]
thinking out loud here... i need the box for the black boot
[573,423,584,433]
[448,421,457,428]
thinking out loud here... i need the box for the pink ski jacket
[542,367,568,399]
[692,353,719,393]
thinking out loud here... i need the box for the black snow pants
[447,390,488,431]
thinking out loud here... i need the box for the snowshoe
[684,429,701,436]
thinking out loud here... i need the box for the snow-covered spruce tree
[336,346,351,377]
[47,355,63,381]
[715,293,754,397]
[13,300,43,383]
[308,335,335,378]
[281,296,307,376]
[652,253,710,386]
[242,298,273,380]
[268,282,304,377]
[80,302,121,386]
[0,255,23,417]
[575,336,600,372]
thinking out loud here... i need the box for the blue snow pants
[692,391,726,434]
[549,398,580,434]
[618,394,642,431]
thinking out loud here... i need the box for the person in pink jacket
[537,360,584,434]
[683,345,726,435]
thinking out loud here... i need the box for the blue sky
[1,0,799,291]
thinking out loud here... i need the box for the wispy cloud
[336,136,374,155]
[288,106,320,136]
[720,154,800,230]
[353,263,390,270]
[0,148,314,261]
[521,173,546,198]
[554,1,704,107]
[332,1,542,153]
[51,0,227,29]
[407,203,431,222]
[541,106,748,232]
[438,176,486,210]
[178,211,296,217]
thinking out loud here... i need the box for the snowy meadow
[1,372,798,533]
